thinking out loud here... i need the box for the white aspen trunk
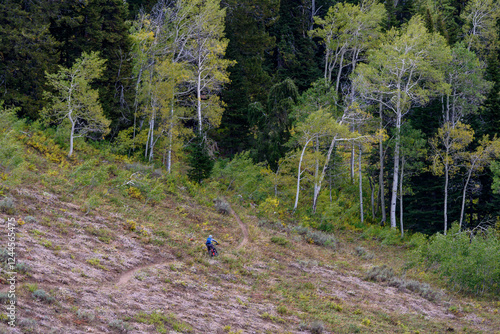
[294,137,313,212]
[390,115,401,229]
[400,156,405,238]
[379,104,386,224]
[67,76,75,157]
[460,166,474,229]
[369,176,375,219]
[335,50,345,92]
[359,146,364,224]
[69,117,75,158]
[149,111,155,162]
[312,138,320,211]
[324,48,330,82]
[312,135,338,213]
[310,0,315,31]
[197,70,202,135]
[351,142,355,183]
[167,97,175,173]
[444,159,449,235]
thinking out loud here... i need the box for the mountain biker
[206,235,218,254]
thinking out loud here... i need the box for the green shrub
[416,224,500,296]
[365,265,395,282]
[0,197,15,214]
[135,311,193,333]
[19,318,37,330]
[366,265,443,301]
[24,216,37,224]
[310,321,325,334]
[271,236,289,246]
[354,246,374,260]
[214,197,230,215]
[0,248,9,263]
[293,225,336,249]
[0,293,12,304]
[211,152,273,203]
[77,309,95,321]
[32,289,54,303]
[109,319,131,333]
[15,262,30,274]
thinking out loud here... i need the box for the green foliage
[108,319,131,333]
[135,311,193,333]
[32,289,54,304]
[0,197,15,215]
[293,225,336,249]
[212,151,272,202]
[310,321,325,334]
[186,135,214,184]
[250,78,299,169]
[493,161,500,194]
[415,224,500,295]
[365,265,442,301]
[271,236,289,246]
[0,1,59,119]
[361,225,403,245]
[42,51,110,157]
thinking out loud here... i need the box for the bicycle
[207,241,219,257]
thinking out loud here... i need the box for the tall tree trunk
[197,70,202,134]
[69,116,75,158]
[399,156,405,238]
[379,103,386,224]
[369,176,375,219]
[390,116,401,229]
[359,146,364,223]
[294,137,313,212]
[167,103,174,173]
[351,142,355,183]
[460,166,474,229]
[312,135,338,213]
[335,50,345,93]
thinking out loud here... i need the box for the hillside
[0,131,499,334]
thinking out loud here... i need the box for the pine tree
[0,0,59,119]
[186,135,214,183]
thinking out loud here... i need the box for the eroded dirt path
[225,199,249,249]
[115,261,168,286]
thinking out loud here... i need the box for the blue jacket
[206,237,217,245]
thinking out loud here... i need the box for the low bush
[293,226,336,249]
[0,197,15,214]
[354,246,374,260]
[32,289,54,303]
[18,318,37,330]
[77,309,95,321]
[24,215,37,224]
[414,224,500,296]
[214,197,230,215]
[15,262,30,274]
[365,265,443,301]
[310,321,325,334]
[109,319,131,333]
[271,236,289,246]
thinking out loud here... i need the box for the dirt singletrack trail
[225,199,249,249]
[114,259,173,287]
[113,199,249,287]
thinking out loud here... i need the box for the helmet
[209,235,212,238]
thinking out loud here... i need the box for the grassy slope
[0,130,499,334]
